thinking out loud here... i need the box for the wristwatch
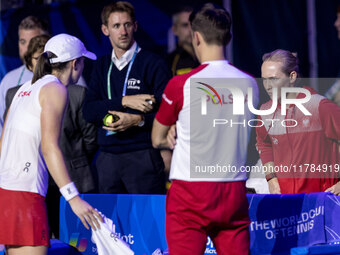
[265,172,277,182]
[137,115,145,127]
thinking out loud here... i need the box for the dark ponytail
[32,52,52,83]
[32,51,69,84]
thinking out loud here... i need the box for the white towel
[91,211,134,255]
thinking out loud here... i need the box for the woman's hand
[69,196,103,230]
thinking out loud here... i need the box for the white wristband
[60,182,79,201]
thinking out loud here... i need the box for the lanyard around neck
[107,44,139,100]
[17,66,25,86]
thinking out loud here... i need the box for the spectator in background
[0,16,49,135]
[325,80,340,106]
[4,34,50,118]
[152,4,255,254]
[0,16,88,135]
[163,6,200,181]
[83,1,171,194]
[167,6,199,76]
[257,49,340,194]
[4,34,98,238]
[334,4,340,40]
[0,33,101,255]
[325,4,340,106]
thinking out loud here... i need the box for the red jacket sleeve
[319,98,340,140]
[155,76,184,126]
[256,115,274,164]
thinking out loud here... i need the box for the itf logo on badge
[127,78,141,90]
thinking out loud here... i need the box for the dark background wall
[0,0,223,82]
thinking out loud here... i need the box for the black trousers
[96,148,165,194]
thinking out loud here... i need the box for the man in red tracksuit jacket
[256,49,340,194]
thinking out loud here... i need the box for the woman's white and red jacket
[256,87,340,194]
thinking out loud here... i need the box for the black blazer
[5,84,98,193]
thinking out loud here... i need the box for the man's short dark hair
[189,3,232,46]
[172,6,194,25]
[18,16,49,34]
[101,1,136,26]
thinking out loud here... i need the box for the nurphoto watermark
[189,77,337,179]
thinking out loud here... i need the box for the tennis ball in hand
[103,114,119,126]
